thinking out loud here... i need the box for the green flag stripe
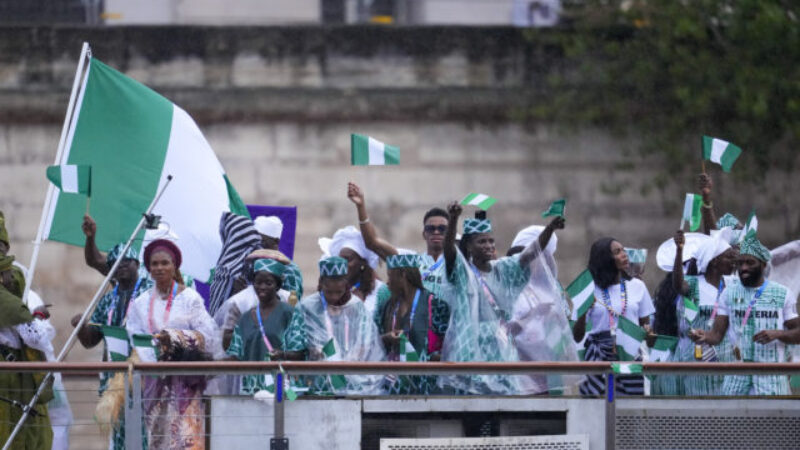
[48,58,173,252]
[351,134,370,165]
[618,316,646,341]
[652,335,678,351]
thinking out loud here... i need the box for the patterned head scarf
[463,218,492,234]
[253,258,286,278]
[0,211,8,246]
[716,213,741,230]
[319,256,348,277]
[143,239,182,271]
[739,234,771,263]
[106,243,139,269]
[386,253,421,270]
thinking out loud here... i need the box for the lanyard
[421,256,443,280]
[108,278,143,326]
[470,264,502,311]
[392,289,421,334]
[320,292,349,353]
[598,281,627,332]
[709,279,725,321]
[741,280,768,329]
[148,281,177,334]
[351,281,361,292]
[255,304,275,353]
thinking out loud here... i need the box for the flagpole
[21,42,91,307]
[2,175,174,450]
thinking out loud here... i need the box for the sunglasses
[424,225,447,234]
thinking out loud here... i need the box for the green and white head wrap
[106,243,139,269]
[463,218,492,235]
[386,253,421,270]
[716,213,741,230]
[739,233,771,263]
[253,258,286,278]
[319,256,348,277]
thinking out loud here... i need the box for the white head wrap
[328,226,380,269]
[694,235,731,274]
[254,216,283,239]
[511,225,557,255]
[656,232,709,272]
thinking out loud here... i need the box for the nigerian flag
[43,56,248,282]
[649,335,678,362]
[702,136,742,172]
[132,334,158,363]
[460,193,497,211]
[567,269,595,319]
[398,334,419,362]
[739,210,758,242]
[683,297,699,323]
[612,363,643,375]
[682,193,703,232]
[615,316,645,361]
[101,325,130,362]
[351,134,399,166]
[46,164,91,195]
[322,338,347,389]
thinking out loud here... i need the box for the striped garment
[579,331,644,396]
[207,212,261,316]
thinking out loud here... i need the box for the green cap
[319,256,348,277]
[386,253,421,269]
[739,233,771,263]
[253,258,286,278]
[106,243,139,269]
[463,218,492,234]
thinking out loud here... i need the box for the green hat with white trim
[386,253,421,269]
[739,233,771,263]
[319,256,348,277]
[253,258,286,278]
[463,218,492,234]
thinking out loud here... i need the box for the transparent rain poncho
[283,292,385,395]
[510,243,580,395]
[438,248,531,395]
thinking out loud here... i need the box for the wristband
[359,217,370,224]
[33,311,47,320]
[702,201,713,209]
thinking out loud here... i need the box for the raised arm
[347,182,397,259]
[671,230,690,296]
[699,173,717,235]
[519,216,565,268]
[444,202,462,278]
[82,215,109,276]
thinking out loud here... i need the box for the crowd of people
[1,172,798,449]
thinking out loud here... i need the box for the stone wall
[1,25,798,363]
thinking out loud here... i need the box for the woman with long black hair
[572,237,654,396]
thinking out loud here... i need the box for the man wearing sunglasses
[346,182,448,297]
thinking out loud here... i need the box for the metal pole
[605,373,615,450]
[271,372,288,450]
[22,42,91,308]
[2,176,174,450]
[125,372,143,450]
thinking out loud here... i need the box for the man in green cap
[692,234,800,395]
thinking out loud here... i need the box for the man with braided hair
[692,234,800,395]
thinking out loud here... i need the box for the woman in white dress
[126,239,221,450]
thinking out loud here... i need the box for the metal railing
[1,361,799,450]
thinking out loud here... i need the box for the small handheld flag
[702,136,742,172]
[542,198,566,218]
[649,335,678,362]
[681,193,702,231]
[351,134,399,166]
[683,297,699,323]
[460,193,497,211]
[611,363,643,374]
[101,325,130,362]
[46,164,91,195]
[398,333,419,362]
[131,333,158,362]
[739,210,758,242]
[616,316,646,361]
[566,269,595,319]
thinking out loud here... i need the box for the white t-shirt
[571,277,654,334]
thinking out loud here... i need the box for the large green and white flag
[649,335,678,362]
[351,134,399,166]
[683,297,699,323]
[101,325,130,362]
[131,334,158,363]
[702,136,742,172]
[682,193,703,232]
[46,164,91,195]
[460,193,497,211]
[43,57,249,282]
[567,269,595,319]
[615,316,646,361]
